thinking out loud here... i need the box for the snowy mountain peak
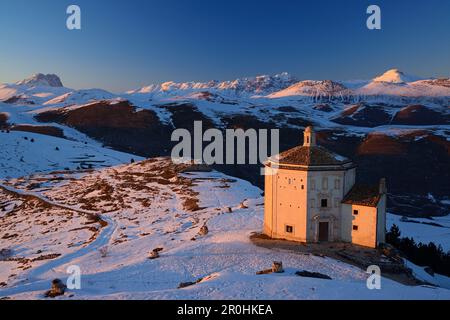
[16,73,64,88]
[373,69,420,84]
[128,73,298,96]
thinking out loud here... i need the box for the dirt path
[0,183,102,221]
[0,183,118,297]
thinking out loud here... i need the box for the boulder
[149,248,161,260]
[198,225,209,236]
[149,251,159,260]
[44,279,66,298]
[272,261,284,273]
[239,201,248,209]
[257,261,284,275]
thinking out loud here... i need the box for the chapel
[263,127,386,248]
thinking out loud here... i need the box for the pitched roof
[271,145,352,167]
[342,184,382,207]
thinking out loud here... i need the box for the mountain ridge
[2,69,450,106]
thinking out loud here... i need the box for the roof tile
[342,184,381,207]
[272,145,351,167]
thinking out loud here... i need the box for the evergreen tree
[386,224,401,246]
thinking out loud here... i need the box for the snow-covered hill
[0,99,141,179]
[0,74,117,108]
[0,74,70,106]
[268,80,352,100]
[0,130,140,179]
[372,69,422,84]
[43,89,118,106]
[16,73,64,88]
[387,214,450,252]
[1,158,448,300]
[0,83,70,106]
[355,70,450,98]
[267,69,450,100]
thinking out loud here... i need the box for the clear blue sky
[1,0,449,92]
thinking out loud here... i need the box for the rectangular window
[310,199,315,208]
[286,225,294,233]
[321,199,328,208]
[353,225,359,231]
[353,210,359,215]
[310,179,316,190]
[322,177,328,190]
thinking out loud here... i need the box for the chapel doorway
[318,222,329,242]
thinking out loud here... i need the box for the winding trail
[0,183,118,297]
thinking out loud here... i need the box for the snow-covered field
[387,214,450,251]
[1,158,449,300]
[0,130,141,179]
